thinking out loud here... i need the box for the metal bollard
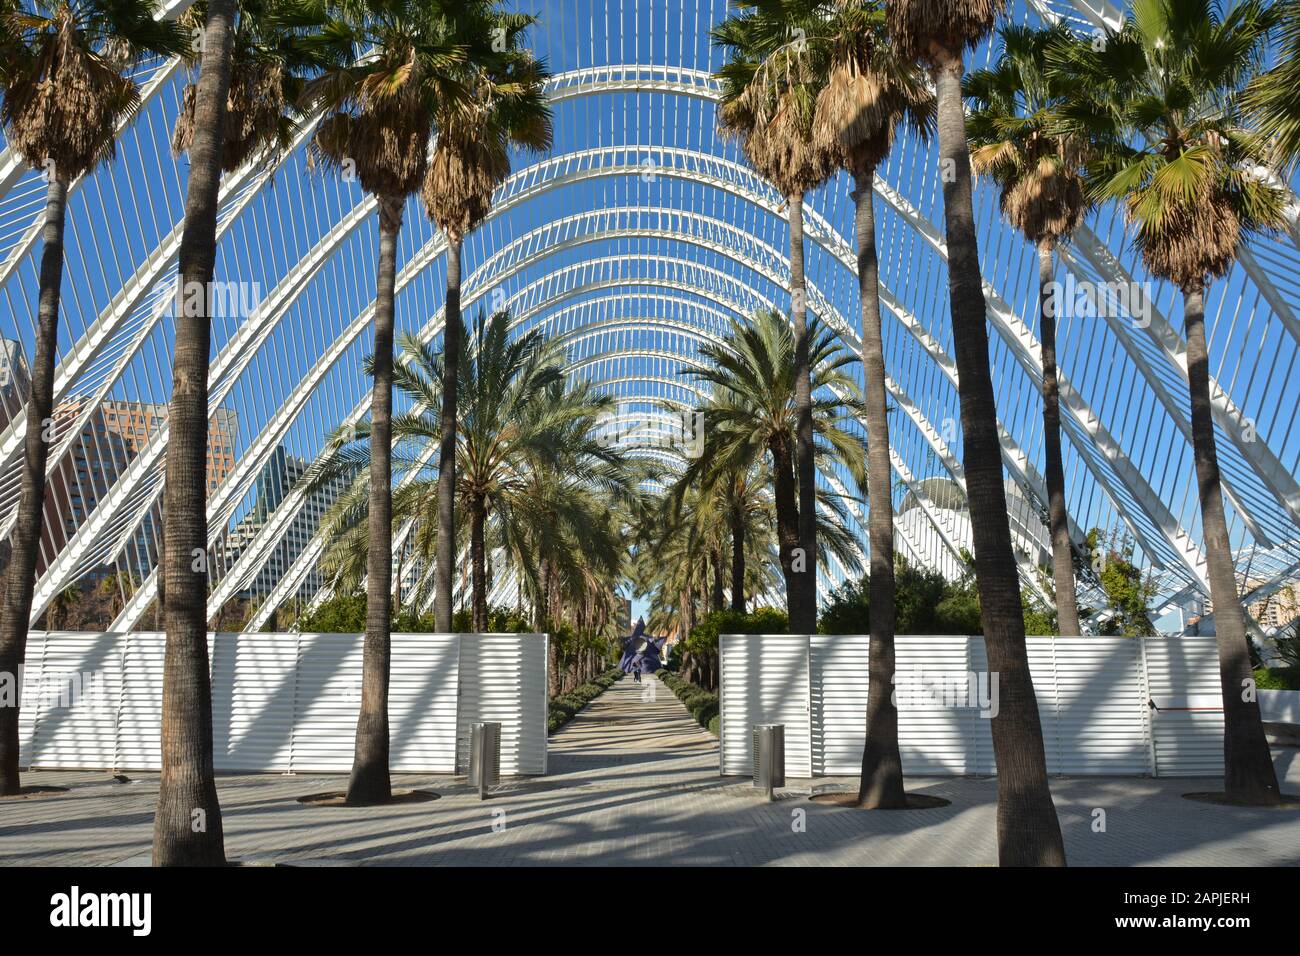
[469,721,501,800]
[752,724,785,801]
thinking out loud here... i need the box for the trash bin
[752,724,785,800]
[469,721,501,799]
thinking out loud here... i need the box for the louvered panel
[114,632,166,770]
[17,630,47,769]
[718,634,811,777]
[212,632,297,772]
[1143,636,1224,777]
[290,632,364,772]
[1024,637,1062,773]
[897,636,978,775]
[390,633,459,773]
[456,633,547,776]
[810,633,869,775]
[28,631,122,771]
[1048,637,1149,775]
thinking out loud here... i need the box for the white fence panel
[724,634,1224,779]
[898,636,979,775]
[1047,637,1150,775]
[17,630,47,769]
[18,631,542,776]
[290,632,366,772]
[390,633,460,773]
[810,633,869,775]
[1143,636,1224,776]
[456,633,548,775]
[211,632,298,772]
[27,631,122,771]
[114,632,167,770]
[719,634,811,777]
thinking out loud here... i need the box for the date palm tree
[305,310,634,636]
[965,22,1087,637]
[887,0,1067,864]
[1050,0,1286,806]
[811,0,933,809]
[421,12,551,632]
[685,308,868,612]
[713,1,838,631]
[299,0,488,805]
[0,0,183,799]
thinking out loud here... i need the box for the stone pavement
[2,674,1299,866]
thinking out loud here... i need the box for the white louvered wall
[719,634,812,777]
[17,631,545,776]
[725,634,1224,778]
[456,633,548,775]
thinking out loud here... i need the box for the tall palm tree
[1051,0,1286,806]
[0,0,183,799]
[1245,0,1300,161]
[172,0,318,174]
[421,12,551,632]
[965,23,1087,637]
[305,311,634,636]
[887,0,1067,865]
[685,309,868,611]
[713,1,838,631]
[155,0,237,866]
[811,0,933,809]
[301,0,486,805]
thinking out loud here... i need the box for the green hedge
[548,668,624,734]
[1255,666,1300,691]
[659,671,719,736]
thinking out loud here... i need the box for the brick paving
[2,674,1298,866]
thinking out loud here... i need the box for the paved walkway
[2,675,1299,865]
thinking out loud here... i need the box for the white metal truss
[3,0,1296,636]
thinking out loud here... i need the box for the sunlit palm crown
[1049,0,1288,286]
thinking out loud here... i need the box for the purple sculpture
[618,616,665,678]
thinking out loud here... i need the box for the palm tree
[965,23,1087,638]
[887,0,1066,864]
[305,311,634,636]
[0,1,183,799]
[421,12,552,632]
[1245,0,1300,161]
[713,1,838,631]
[172,0,318,174]
[155,0,237,866]
[1050,0,1286,806]
[811,0,933,809]
[300,0,489,805]
[684,309,868,613]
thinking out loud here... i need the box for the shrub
[657,670,719,736]
[547,669,624,734]
[1254,666,1300,691]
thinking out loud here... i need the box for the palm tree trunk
[851,175,906,809]
[729,504,746,613]
[471,496,487,633]
[788,193,817,632]
[771,436,802,624]
[0,175,68,796]
[1183,281,1279,805]
[710,547,725,613]
[434,236,462,632]
[345,196,403,806]
[153,0,236,865]
[1037,239,1080,636]
[933,51,1065,865]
